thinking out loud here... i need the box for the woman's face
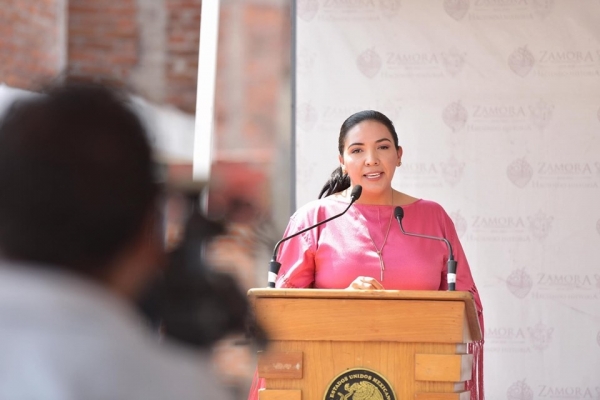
[339,120,402,201]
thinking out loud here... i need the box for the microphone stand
[394,207,457,291]
[267,186,362,288]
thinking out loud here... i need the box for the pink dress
[249,198,484,400]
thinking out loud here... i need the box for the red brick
[0,0,61,90]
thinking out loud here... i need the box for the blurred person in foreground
[0,82,230,399]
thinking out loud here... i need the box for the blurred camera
[137,181,267,350]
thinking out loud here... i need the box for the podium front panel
[250,289,480,400]
[259,341,470,400]
[255,297,470,343]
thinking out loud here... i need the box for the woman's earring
[397,161,402,167]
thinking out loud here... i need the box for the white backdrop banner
[294,0,600,398]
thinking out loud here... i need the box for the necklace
[365,191,394,282]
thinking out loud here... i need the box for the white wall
[294,0,600,397]
[0,84,196,163]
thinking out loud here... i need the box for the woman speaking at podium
[250,110,484,400]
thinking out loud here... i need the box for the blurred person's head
[0,81,161,299]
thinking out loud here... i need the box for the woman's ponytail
[318,166,351,199]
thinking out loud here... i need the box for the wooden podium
[248,289,481,400]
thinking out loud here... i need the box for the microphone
[393,206,457,291]
[267,185,363,288]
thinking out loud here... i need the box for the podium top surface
[248,288,472,300]
[248,289,482,342]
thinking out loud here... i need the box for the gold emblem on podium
[323,368,396,400]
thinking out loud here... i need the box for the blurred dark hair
[318,110,400,198]
[0,82,157,276]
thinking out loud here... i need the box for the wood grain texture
[247,289,481,400]
[415,354,473,382]
[263,341,461,400]
[254,297,467,343]
[248,289,481,342]
[415,391,470,400]
[258,389,301,400]
[258,351,303,379]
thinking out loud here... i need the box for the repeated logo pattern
[507,158,534,188]
[507,379,534,400]
[528,322,554,350]
[507,159,600,189]
[296,46,316,76]
[531,0,555,18]
[296,103,319,132]
[445,0,556,22]
[450,210,468,238]
[295,3,600,388]
[355,47,469,79]
[444,0,470,21]
[441,48,467,76]
[506,268,533,299]
[529,99,554,130]
[356,48,383,78]
[538,385,600,397]
[440,156,465,186]
[309,0,399,22]
[399,162,443,189]
[443,101,468,132]
[527,210,553,241]
[297,0,319,21]
[380,0,402,18]
[508,46,536,77]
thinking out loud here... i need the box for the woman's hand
[346,276,385,290]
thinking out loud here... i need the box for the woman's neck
[336,187,419,206]
[351,187,395,205]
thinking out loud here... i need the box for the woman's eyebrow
[348,138,392,147]
[347,141,364,147]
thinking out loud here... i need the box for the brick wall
[0,0,64,89]
[66,0,202,111]
[67,0,138,86]
[1,0,289,123]
[165,0,201,113]
[130,0,168,104]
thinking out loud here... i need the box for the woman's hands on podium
[346,276,385,290]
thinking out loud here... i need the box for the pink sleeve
[275,214,317,288]
[246,369,264,400]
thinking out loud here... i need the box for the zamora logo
[538,386,600,397]
[473,105,527,118]
[539,50,597,64]
[322,0,376,7]
[472,216,525,228]
[386,53,438,65]
[475,0,528,6]
[537,162,595,175]
[443,0,470,21]
[537,273,599,287]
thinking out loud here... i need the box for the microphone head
[394,206,404,221]
[350,185,362,201]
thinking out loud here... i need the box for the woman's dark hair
[318,110,399,199]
